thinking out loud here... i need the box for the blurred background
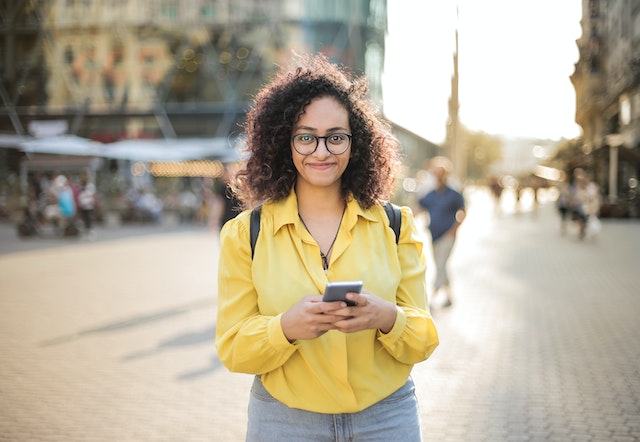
[0,0,639,235]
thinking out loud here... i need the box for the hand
[330,290,397,334]
[280,295,348,342]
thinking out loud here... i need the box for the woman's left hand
[331,290,397,334]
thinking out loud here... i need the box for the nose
[315,136,331,156]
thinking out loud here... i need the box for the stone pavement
[1,187,639,441]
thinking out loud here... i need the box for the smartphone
[322,281,363,306]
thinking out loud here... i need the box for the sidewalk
[1,188,639,441]
[418,188,640,441]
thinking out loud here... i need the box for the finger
[333,317,362,333]
[346,292,364,306]
[319,301,347,312]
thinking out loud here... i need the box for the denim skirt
[246,376,423,442]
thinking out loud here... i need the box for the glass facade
[1,0,387,143]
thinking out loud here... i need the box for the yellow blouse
[215,190,439,413]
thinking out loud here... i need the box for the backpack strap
[383,202,402,244]
[249,203,401,259]
[250,206,262,258]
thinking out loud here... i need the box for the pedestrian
[488,176,503,215]
[418,157,465,308]
[77,169,97,239]
[48,173,78,236]
[215,53,439,441]
[556,180,571,235]
[569,168,601,240]
[212,165,240,231]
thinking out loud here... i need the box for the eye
[295,134,315,145]
[328,133,348,144]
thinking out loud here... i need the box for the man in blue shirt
[418,157,465,308]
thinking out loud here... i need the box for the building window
[162,2,178,21]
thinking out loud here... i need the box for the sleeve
[418,193,429,211]
[215,212,298,374]
[377,206,439,364]
[458,191,466,211]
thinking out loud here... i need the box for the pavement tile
[1,187,639,441]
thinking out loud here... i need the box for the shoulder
[447,186,464,201]
[370,202,420,245]
[397,205,423,244]
[220,209,252,247]
[419,190,436,205]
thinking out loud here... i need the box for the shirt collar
[267,189,380,236]
[270,189,300,235]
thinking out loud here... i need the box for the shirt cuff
[268,313,298,349]
[377,306,406,343]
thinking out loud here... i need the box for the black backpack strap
[250,206,262,258]
[383,202,401,244]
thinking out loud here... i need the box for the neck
[295,182,344,217]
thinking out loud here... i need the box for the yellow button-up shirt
[215,190,439,413]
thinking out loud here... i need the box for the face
[291,96,351,192]
[431,166,448,185]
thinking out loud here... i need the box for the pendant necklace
[299,205,346,271]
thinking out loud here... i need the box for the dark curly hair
[232,53,401,209]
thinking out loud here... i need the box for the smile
[306,162,335,170]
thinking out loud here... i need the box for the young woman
[215,53,439,441]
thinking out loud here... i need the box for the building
[391,122,441,204]
[571,0,640,217]
[0,0,388,190]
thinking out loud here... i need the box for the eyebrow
[294,125,350,133]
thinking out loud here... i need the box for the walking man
[418,157,465,308]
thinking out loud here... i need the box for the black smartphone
[322,281,363,306]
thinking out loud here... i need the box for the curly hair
[232,53,401,209]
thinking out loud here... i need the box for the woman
[216,54,439,441]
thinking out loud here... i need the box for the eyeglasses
[291,132,352,156]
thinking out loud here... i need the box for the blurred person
[569,168,601,240]
[418,157,465,308]
[556,181,571,235]
[0,183,10,220]
[35,172,50,208]
[212,166,240,231]
[16,184,42,237]
[178,186,199,223]
[130,188,163,222]
[488,176,503,215]
[514,179,524,214]
[215,53,438,441]
[77,169,97,238]
[196,178,216,227]
[51,174,75,219]
[41,174,79,237]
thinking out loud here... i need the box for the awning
[16,135,244,162]
[19,135,104,156]
[99,138,241,162]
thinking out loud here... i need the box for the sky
[382,0,583,144]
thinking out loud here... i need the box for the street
[1,188,639,441]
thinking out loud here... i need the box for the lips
[306,162,335,170]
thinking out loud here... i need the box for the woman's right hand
[280,295,346,342]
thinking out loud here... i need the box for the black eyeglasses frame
[291,133,353,156]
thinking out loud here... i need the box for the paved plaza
[1,188,639,441]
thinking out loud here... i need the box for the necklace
[298,205,346,271]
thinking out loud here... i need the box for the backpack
[250,202,401,258]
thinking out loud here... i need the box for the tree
[462,128,503,179]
